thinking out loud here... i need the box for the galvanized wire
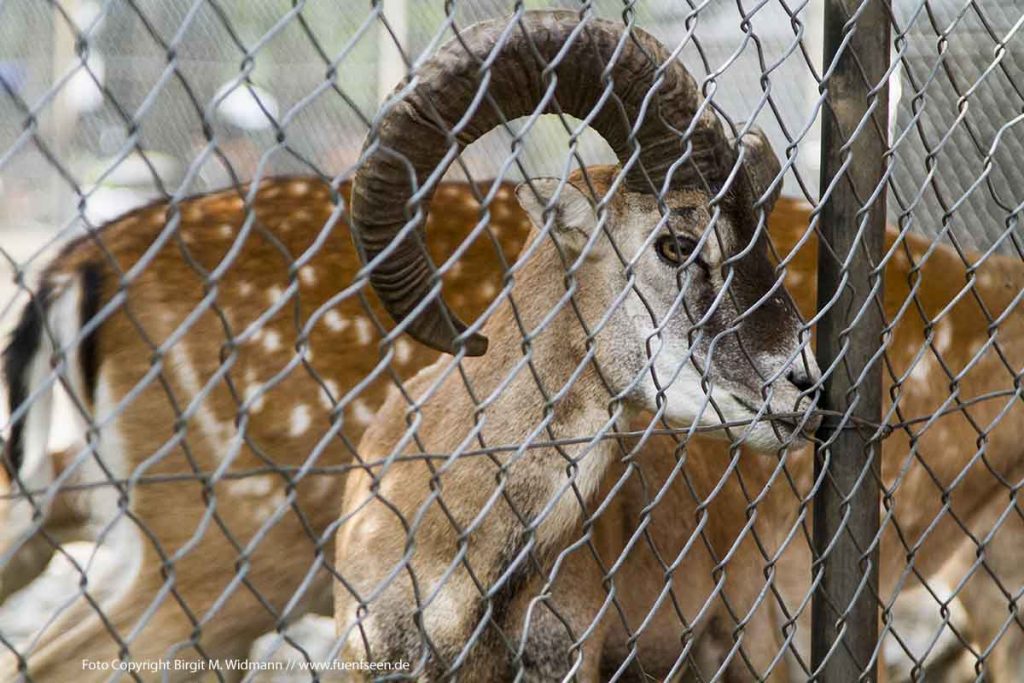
[0,1,1021,682]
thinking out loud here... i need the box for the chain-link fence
[0,0,1022,681]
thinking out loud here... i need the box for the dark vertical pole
[812,0,890,680]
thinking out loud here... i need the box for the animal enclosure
[1,1,1022,681]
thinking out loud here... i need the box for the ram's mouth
[731,394,820,441]
[732,394,764,418]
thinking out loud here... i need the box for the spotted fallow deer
[0,174,535,680]
[332,11,820,680]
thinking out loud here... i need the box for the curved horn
[351,9,732,356]
[737,127,782,213]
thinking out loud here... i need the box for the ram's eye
[655,234,698,266]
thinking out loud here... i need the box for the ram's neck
[464,232,625,435]
[417,234,620,542]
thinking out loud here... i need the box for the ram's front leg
[334,431,616,680]
[335,462,484,679]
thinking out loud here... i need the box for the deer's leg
[0,533,58,602]
[1,557,248,683]
[1,454,92,601]
[0,449,338,682]
[4,523,332,683]
[6,355,342,679]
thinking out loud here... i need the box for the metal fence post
[812,0,891,680]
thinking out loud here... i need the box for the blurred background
[1,0,1022,257]
[1,0,1022,679]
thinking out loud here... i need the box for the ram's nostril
[787,368,819,396]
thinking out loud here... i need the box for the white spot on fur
[324,309,348,333]
[290,181,310,196]
[395,339,414,365]
[310,476,335,499]
[934,324,953,354]
[262,329,282,353]
[167,344,233,456]
[261,489,287,517]
[354,317,373,346]
[908,359,931,387]
[226,474,274,497]
[267,286,284,307]
[218,224,233,238]
[239,281,253,297]
[290,404,312,436]
[350,399,374,425]
[318,379,341,410]
[480,282,497,299]
[299,266,317,286]
[244,383,266,413]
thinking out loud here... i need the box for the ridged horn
[737,127,782,213]
[351,10,733,356]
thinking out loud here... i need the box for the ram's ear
[515,178,597,255]
[738,127,782,214]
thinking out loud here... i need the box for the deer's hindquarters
[1,265,100,598]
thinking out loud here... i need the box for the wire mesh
[0,1,1021,681]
